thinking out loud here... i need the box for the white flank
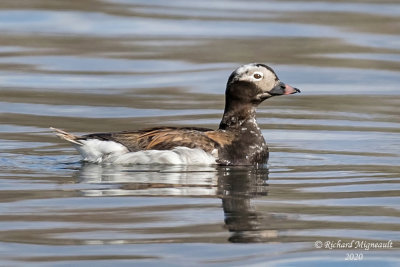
[75,139,216,165]
[76,139,129,163]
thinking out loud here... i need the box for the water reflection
[78,163,271,243]
[219,168,275,243]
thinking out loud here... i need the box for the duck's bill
[284,84,301,95]
[269,82,301,96]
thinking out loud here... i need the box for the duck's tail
[50,127,83,146]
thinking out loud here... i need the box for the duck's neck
[219,100,258,131]
[217,99,268,166]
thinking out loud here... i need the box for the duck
[51,63,300,165]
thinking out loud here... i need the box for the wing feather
[53,126,236,155]
[110,127,235,152]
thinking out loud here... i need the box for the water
[0,0,399,265]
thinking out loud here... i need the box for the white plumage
[76,139,216,165]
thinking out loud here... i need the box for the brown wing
[204,131,235,147]
[82,127,235,153]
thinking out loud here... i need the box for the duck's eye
[253,72,263,80]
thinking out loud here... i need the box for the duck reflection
[77,163,273,243]
[77,163,220,196]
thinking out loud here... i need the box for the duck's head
[226,63,300,105]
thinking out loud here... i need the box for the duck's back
[82,126,230,153]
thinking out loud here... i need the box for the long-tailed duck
[52,63,300,165]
